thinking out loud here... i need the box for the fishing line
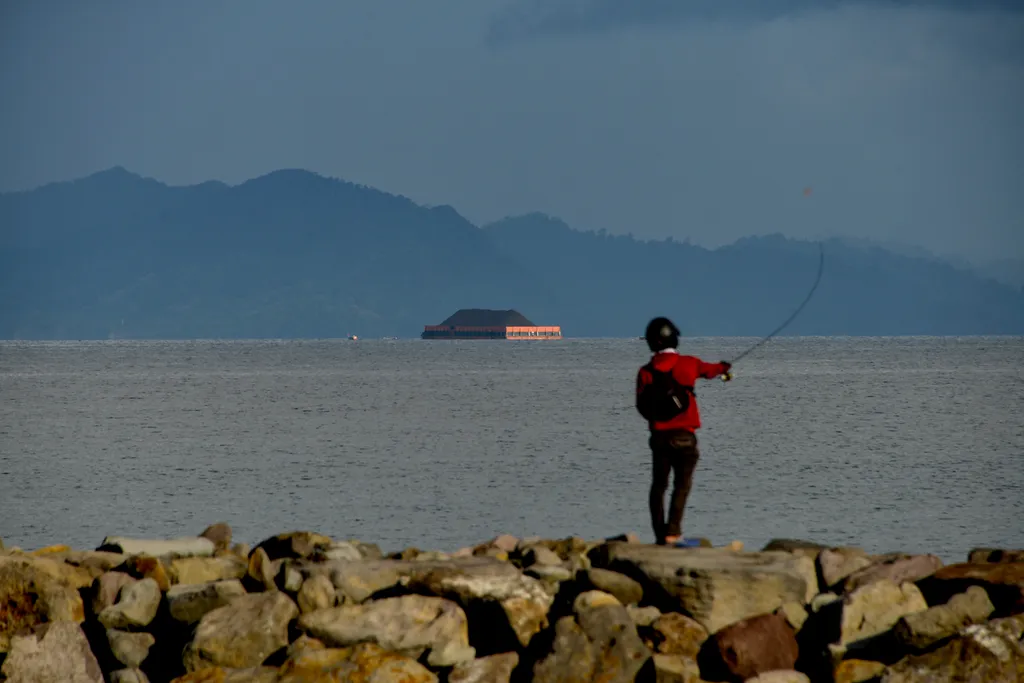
[721,241,825,381]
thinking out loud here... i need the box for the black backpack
[636,362,694,423]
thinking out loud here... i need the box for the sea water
[1,336,1021,563]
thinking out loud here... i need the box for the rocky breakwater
[0,528,1022,683]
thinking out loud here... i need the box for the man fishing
[636,317,731,546]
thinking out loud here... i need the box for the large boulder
[297,573,337,613]
[880,613,1024,682]
[449,652,519,683]
[0,555,85,652]
[916,561,1024,617]
[589,543,816,633]
[302,559,404,603]
[841,554,943,593]
[166,579,247,625]
[276,642,437,683]
[397,556,556,652]
[818,548,873,590]
[641,612,708,658]
[106,629,156,669]
[892,585,994,651]
[820,579,929,647]
[89,571,138,617]
[581,568,644,605]
[182,591,299,671]
[199,523,233,552]
[98,536,215,557]
[531,616,598,683]
[0,622,103,683]
[698,612,799,682]
[168,556,247,586]
[251,531,334,561]
[170,667,279,682]
[967,548,1024,564]
[572,591,652,682]
[98,578,162,630]
[298,594,475,667]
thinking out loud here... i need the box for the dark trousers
[649,429,700,543]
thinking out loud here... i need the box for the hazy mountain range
[1,167,1021,340]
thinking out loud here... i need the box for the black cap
[645,317,679,352]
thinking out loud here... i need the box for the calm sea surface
[1,337,1022,563]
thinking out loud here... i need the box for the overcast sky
[2,0,1021,263]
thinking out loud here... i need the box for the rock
[810,592,841,612]
[449,652,519,683]
[297,573,337,613]
[590,543,816,633]
[571,590,652,682]
[488,534,521,553]
[319,541,363,562]
[880,613,1024,682]
[106,629,155,668]
[892,585,994,651]
[251,531,333,561]
[775,601,809,632]
[89,571,138,617]
[199,523,232,551]
[116,555,171,592]
[166,579,247,625]
[170,667,279,682]
[286,634,326,659]
[524,546,563,567]
[309,559,403,603]
[532,616,597,683]
[643,612,708,658]
[824,580,929,647]
[182,591,299,671]
[651,653,702,683]
[0,622,102,683]
[526,564,574,583]
[761,538,827,559]
[168,556,247,586]
[0,555,85,652]
[917,561,1024,617]
[246,547,278,591]
[819,548,873,590]
[744,672,811,683]
[400,557,556,651]
[606,532,642,544]
[699,612,799,682]
[110,669,151,683]
[280,561,304,593]
[98,578,162,629]
[841,554,943,593]
[63,550,130,580]
[276,642,437,683]
[297,594,475,667]
[967,548,1024,564]
[583,568,644,605]
[628,604,663,627]
[98,536,215,557]
[834,659,886,683]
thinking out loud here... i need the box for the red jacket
[636,350,729,432]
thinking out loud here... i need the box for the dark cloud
[486,0,1024,44]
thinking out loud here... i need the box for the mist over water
[1,337,1021,562]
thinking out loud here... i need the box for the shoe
[672,538,702,548]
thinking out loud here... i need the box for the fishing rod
[721,241,825,381]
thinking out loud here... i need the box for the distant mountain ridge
[1,168,1022,339]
